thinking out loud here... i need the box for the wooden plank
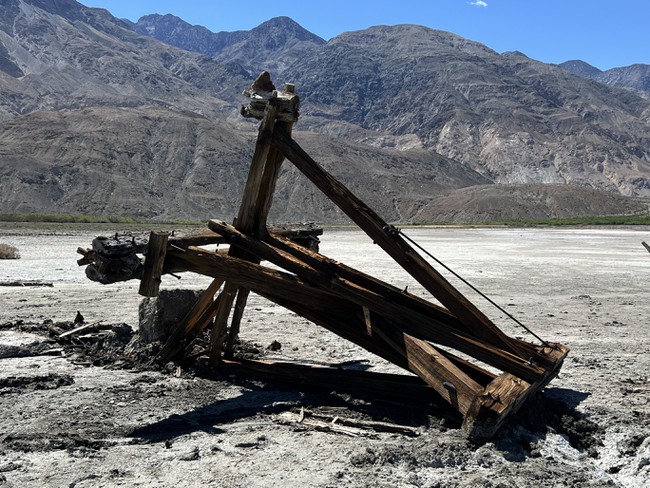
[166,247,511,391]
[368,319,483,415]
[643,241,650,254]
[220,358,444,406]
[221,90,298,363]
[224,288,250,359]
[208,282,239,367]
[235,103,279,234]
[267,230,454,319]
[139,231,169,297]
[271,127,530,360]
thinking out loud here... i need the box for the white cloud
[469,0,488,6]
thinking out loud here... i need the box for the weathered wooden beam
[166,246,545,383]
[139,231,169,297]
[266,230,560,372]
[462,343,569,443]
[204,96,281,365]
[271,127,531,360]
[224,288,250,359]
[366,316,484,415]
[220,358,446,407]
[209,282,239,367]
[214,77,300,365]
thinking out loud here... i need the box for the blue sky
[83,1,649,71]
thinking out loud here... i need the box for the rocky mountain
[559,60,650,98]
[0,0,250,122]
[132,15,325,75]
[129,13,247,56]
[558,60,603,79]
[129,16,650,197]
[283,26,650,197]
[0,106,494,223]
[1,0,650,222]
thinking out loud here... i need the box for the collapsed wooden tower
[79,72,568,443]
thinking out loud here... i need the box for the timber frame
[79,72,568,443]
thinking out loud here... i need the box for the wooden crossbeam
[166,246,547,383]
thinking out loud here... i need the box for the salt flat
[0,225,648,487]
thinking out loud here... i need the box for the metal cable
[397,227,551,347]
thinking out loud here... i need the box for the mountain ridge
[559,59,650,97]
[0,0,649,222]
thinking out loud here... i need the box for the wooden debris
[275,411,378,438]
[0,280,53,287]
[642,241,650,254]
[78,72,569,443]
[58,321,105,339]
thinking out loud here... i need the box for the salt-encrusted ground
[0,225,648,487]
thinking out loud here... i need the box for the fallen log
[0,280,53,287]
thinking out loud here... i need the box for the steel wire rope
[393,226,552,347]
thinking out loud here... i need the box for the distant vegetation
[418,215,650,226]
[487,215,650,226]
[0,213,203,226]
[2,212,650,228]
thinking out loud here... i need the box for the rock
[0,243,20,259]
[138,289,203,343]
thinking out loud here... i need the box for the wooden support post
[139,231,169,297]
[209,282,239,367]
[224,288,250,359]
[215,75,299,365]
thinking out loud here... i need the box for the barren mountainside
[135,16,650,197]
[0,106,498,223]
[0,0,649,222]
[559,60,650,98]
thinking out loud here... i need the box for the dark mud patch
[2,432,116,453]
[0,373,73,391]
[0,342,55,359]
[507,389,603,454]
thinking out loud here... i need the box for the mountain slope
[284,25,650,196]
[0,106,493,222]
[0,0,249,121]
[131,15,326,74]
[1,1,649,222]
[130,13,247,56]
[560,60,650,98]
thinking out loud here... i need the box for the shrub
[0,243,20,259]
